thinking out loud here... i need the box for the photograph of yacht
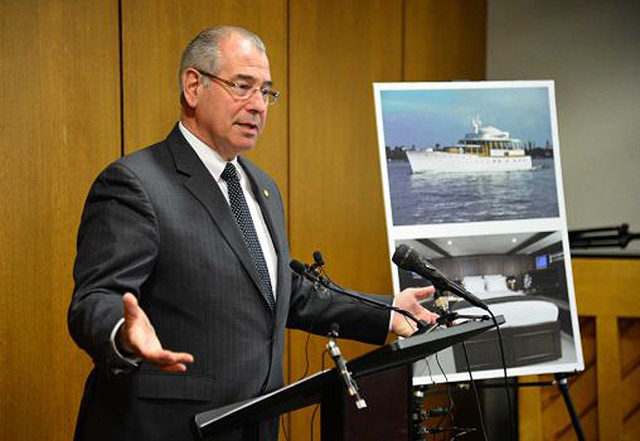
[405,117,533,173]
[374,81,562,225]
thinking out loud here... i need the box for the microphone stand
[437,311,490,326]
[569,223,639,249]
[432,291,490,329]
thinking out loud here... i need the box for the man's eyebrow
[233,74,274,87]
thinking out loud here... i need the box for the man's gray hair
[179,25,266,104]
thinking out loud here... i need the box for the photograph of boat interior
[397,232,580,382]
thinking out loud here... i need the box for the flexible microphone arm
[289,260,431,335]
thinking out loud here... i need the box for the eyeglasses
[197,69,280,105]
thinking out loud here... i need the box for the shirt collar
[178,121,242,184]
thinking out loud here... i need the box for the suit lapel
[164,126,267,305]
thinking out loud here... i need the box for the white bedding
[475,289,524,300]
[457,274,559,327]
[454,299,559,328]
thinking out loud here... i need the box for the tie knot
[221,162,239,183]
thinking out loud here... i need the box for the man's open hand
[391,286,439,337]
[116,293,194,372]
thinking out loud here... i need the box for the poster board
[373,81,584,383]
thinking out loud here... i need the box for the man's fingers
[412,286,436,299]
[421,310,440,324]
[160,363,188,373]
[123,292,140,321]
[143,349,194,366]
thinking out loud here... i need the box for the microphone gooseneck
[289,257,430,335]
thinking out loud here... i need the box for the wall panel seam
[118,0,125,157]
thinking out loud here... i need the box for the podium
[194,317,503,440]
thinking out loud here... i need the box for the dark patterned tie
[221,162,275,311]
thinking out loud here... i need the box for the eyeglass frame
[196,69,280,105]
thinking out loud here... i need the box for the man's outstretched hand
[391,286,439,337]
[116,293,194,372]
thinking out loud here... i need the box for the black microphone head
[394,245,489,311]
[392,244,413,268]
[312,251,324,266]
[289,260,307,275]
[392,244,439,276]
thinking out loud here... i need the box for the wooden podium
[194,317,503,440]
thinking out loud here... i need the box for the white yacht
[405,118,533,173]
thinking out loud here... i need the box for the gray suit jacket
[68,125,391,440]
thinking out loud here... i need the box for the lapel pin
[263,189,270,198]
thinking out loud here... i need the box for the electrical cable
[461,341,488,441]
[299,330,313,381]
[295,271,335,382]
[280,412,290,441]
[489,309,514,441]
[434,352,454,435]
[424,353,440,440]
[309,349,328,441]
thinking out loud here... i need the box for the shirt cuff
[110,318,142,373]
[389,296,397,332]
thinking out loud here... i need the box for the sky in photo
[380,86,554,148]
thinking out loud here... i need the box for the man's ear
[181,68,202,108]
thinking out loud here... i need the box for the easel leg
[554,373,585,441]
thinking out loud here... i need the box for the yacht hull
[406,150,533,173]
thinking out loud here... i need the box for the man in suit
[68,25,437,440]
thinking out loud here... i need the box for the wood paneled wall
[0,1,485,440]
[0,1,121,440]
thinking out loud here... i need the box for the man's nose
[245,88,267,112]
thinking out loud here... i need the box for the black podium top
[194,316,503,438]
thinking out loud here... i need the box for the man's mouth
[237,122,260,131]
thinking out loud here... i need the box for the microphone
[304,251,325,276]
[392,245,489,311]
[290,259,310,278]
[290,259,328,293]
[312,251,324,268]
[290,259,327,283]
[327,324,366,409]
